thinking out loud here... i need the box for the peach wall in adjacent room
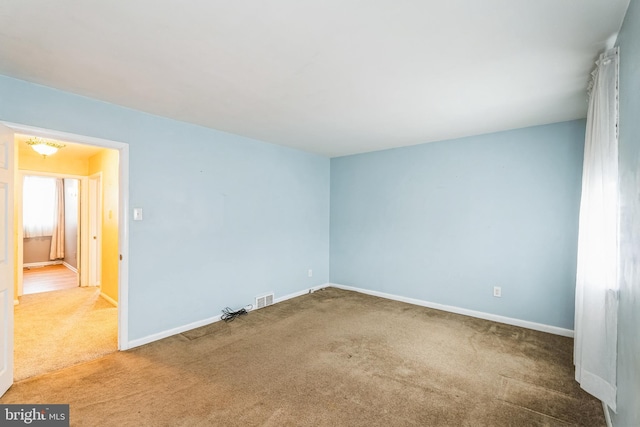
[88,149,119,303]
[19,149,89,176]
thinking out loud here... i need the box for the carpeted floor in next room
[1,288,605,426]
[14,287,118,381]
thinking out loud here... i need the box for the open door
[88,174,101,287]
[0,124,15,397]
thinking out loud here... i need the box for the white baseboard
[273,283,331,305]
[63,261,78,273]
[127,283,332,349]
[603,401,613,427]
[328,283,574,338]
[24,260,63,268]
[128,313,224,349]
[126,280,572,350]
[100,292,118,307]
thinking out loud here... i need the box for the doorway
[17,171,88,293]
[22,174,80,295]
[1,124,129,389]
[0,122,129,396]
[14,138,120,380]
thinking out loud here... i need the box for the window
[23,176,56,238]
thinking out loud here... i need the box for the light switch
[133,208,143,221]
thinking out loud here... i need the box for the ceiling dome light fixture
[26,137,66,158]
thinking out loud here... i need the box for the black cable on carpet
[221,305,252,322]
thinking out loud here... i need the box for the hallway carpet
[14,287,117,381]
[3,288,604,426]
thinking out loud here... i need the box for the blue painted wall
[0,75,330,342]
[330,120,585,329]
[612,0,640,424]
[2,72,589,344]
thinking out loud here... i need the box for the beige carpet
[14,287,118,381]
[2,288,604,426]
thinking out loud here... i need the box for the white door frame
[17,171,89,293]
[3,121,130,351]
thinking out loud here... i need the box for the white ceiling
[0,1,630,157]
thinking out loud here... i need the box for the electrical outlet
[308,269,313,277]
[133,208,143,221]
[493,286,502,298]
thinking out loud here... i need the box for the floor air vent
[255,293,274,309]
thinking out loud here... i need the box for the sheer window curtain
[574,47,619,411]
[49,178,65,260]
[23,176,56,238]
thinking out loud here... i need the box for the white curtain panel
[574,47,619,411]
[23,175,56,238]
[49,178,65,260]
